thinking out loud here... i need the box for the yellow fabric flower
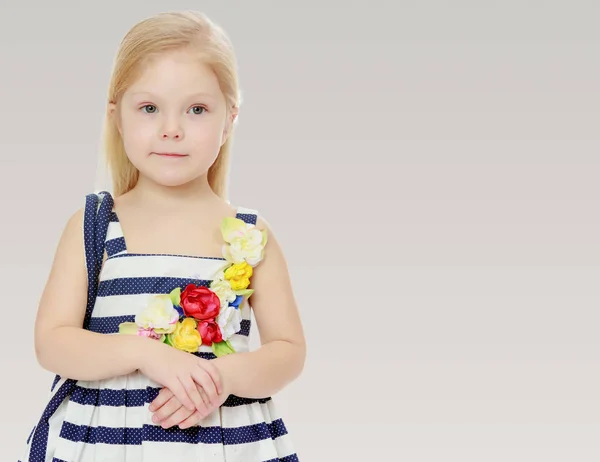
[224,262,253,290]
[168,318,202,353]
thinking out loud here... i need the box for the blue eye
[141,104,157,113]
[189,105,206,115]
[139,104,206,114]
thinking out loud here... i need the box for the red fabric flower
[197,320,223,346]
[180,284,220,320]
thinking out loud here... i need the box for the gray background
[2,0,600,460]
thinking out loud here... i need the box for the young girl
[19,10,305,462]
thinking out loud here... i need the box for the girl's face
[110,49,234,188]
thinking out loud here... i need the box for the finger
[160,404,195,429]
[149,387,173,412]
[199,360,223,394]
[194,384,211,416]
[151,395,183,424]
[178,410,204,429]
[192,367,218,405]
[169,378,195,411]
[180,375,206,413]
[197,385,212,413]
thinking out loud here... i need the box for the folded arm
[34,208,151,381]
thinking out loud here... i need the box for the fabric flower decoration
[166,318,202,353]
[197,320,223,346]
[180,284,220,320]
[230,295,243,310]
[224,262,253,290]
[118,215,267,358]
[134,328,164,341]
[216,302,242,340]
[221,217,267,266]
[118,295,179,341]
[135,295,180,334]
[209,273,237,307]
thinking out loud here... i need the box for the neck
[128,174,220,209]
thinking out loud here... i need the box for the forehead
[125,50,223,102]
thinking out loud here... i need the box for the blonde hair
[100,11,240,199]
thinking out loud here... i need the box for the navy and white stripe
[18,191,299,462]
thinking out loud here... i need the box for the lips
[153,152,187,157]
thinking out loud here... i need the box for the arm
[213,216,306,399]
[34,207,152,381]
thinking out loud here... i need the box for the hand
[139,341,223,415]
[149,380,231,429]
[149,356,234,429]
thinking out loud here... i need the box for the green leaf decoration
[169,287,181,306]
[221,217,245,240]
[212,339,235,357]
[118,322,138,335]
[234,288,254,297]
[261,229,268,246]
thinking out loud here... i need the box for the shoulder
[49,204,86,265]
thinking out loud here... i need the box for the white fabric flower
[210,273,237,307]
[135,295,179,334]
[221,217,267,267]
[215,303,242,340]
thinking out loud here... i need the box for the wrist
[213,353,241,396]
[123,334,156,372]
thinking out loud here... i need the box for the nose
[160,118,184,140]
[162,130,182,140]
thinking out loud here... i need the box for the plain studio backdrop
[1,1,600,460]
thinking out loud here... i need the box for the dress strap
[235,206,259,225]
[83,190,113,328]
[27,190,113,461]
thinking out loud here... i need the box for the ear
[108,101,122,135]
[221,106,239,146]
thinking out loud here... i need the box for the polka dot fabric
[18,191,300,462]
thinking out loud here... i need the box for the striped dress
[19,191,299,462]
